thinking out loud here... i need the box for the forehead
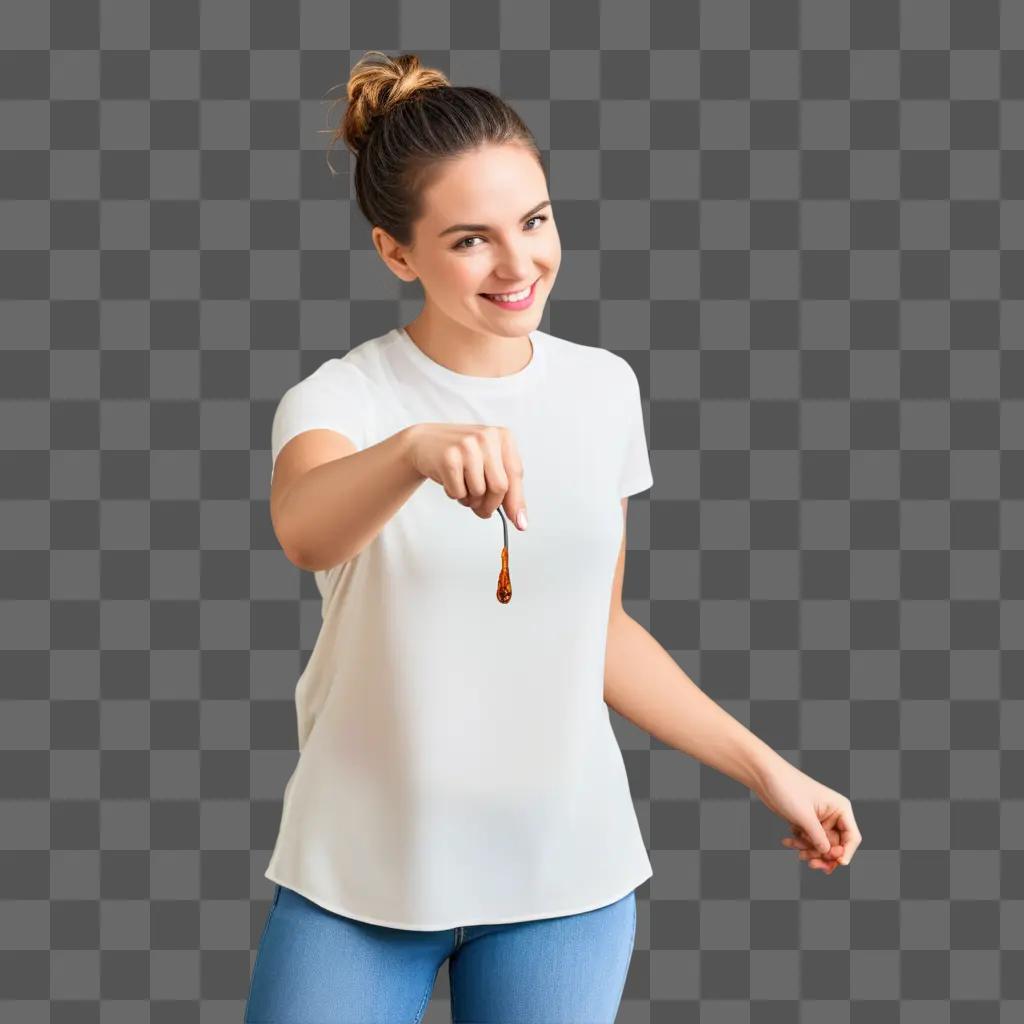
[421,144,544,220]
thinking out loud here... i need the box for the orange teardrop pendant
[496,545,511,603]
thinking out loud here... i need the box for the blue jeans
[244,883,637,1023]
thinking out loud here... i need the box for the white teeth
[484,284,532,302]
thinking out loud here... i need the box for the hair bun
[336,51,449,157]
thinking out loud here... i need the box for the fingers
[798,804,861,866]
[454,427,527,525]
[500,433,527,530]
[781,836,844,872]
[782,827,848,873]
[460,433,493,516]
[810,856,840,874]
[783,836,843,858]
[790,821,841,844]
[834,802,862,865]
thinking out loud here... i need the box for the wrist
[748,742,793,799]
[399,424,425,480]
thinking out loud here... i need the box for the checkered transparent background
[3,0,1024,1021]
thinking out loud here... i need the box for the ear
[372,226,419,283]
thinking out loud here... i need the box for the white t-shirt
[263,325,655,930]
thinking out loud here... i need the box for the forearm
[282,425,425,572]
[603,612,786,793]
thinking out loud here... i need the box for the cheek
[448,262,483,292]
[422,258,478,296]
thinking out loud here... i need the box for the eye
[453,214,548,251]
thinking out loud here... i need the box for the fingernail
[517,509,528,530]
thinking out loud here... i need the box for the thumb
[800,818,832,856]
[503,477,528,531]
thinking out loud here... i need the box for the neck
[403,307,534,378]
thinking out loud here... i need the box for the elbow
[274,517,312,571]
[273,505,330,572]
[283,537,356,574]
[275,518,321,571]
[286,548,316,573]
[280,536,314,572]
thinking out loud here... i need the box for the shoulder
[538,329,627,387]
[281,333,386,401]
[270,336,391,459]
[546,332,640,411]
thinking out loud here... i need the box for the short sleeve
[616,356,654,498]
[270,359,369,483]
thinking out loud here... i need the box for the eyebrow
[438,200,552,237]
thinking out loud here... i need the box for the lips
[479,280,538,311]
[479,277,540,299]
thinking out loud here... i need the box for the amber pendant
[495,507,512,603]
[496,546,511,603]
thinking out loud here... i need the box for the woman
[245,50,861,1024]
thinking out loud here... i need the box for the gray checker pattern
[2,0,1024,1022]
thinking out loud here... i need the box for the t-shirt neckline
[394,325,544,393]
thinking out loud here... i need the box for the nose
[492,248,540,284]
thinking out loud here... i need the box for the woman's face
[376,143,562,338]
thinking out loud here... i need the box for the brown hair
[323,50,545,248]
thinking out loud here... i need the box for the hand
[754,759,862,873]
[406,423,528,529]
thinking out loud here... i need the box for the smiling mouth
[479,276,541,299]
